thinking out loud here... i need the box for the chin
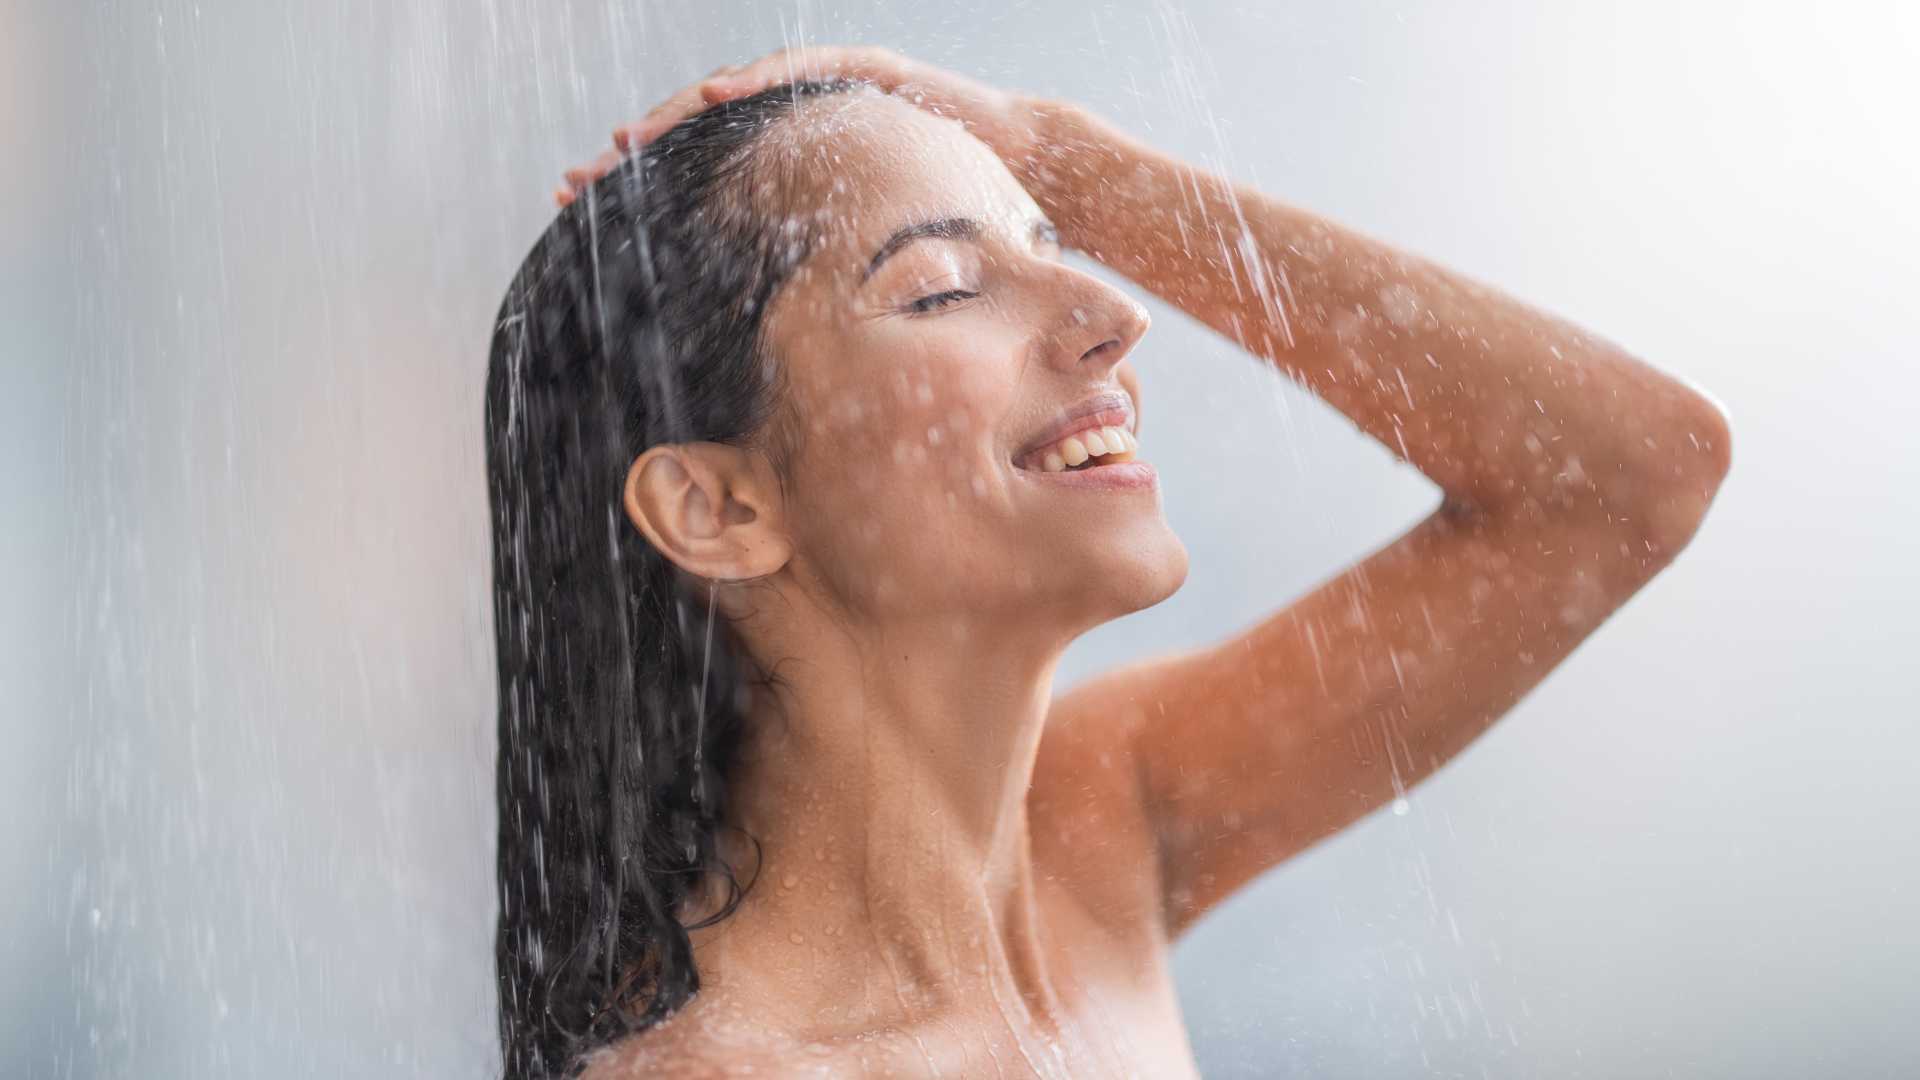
[1087,525,1190,618]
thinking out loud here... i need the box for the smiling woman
[491,46,1729,1080]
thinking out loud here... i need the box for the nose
[1038,266,1151,376]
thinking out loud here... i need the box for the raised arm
[1029,101,1727,535]
[1034,100,1731,938]
[561,48,1733,942]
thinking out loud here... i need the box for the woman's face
[758,92,1188,636]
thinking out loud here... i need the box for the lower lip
[1015,461,1158,490]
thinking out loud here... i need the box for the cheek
[883,357,1020,514]
[788,360,1018,564]
[810,340,1016,481]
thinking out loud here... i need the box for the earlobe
[622,443,791,582]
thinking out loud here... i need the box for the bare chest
[626,883,1201,1079]
[810,884,1200,1079]
[800,971,1200,1078]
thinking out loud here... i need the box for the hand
[553,46,1053,208]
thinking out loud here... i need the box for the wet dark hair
[485,79,859,1079]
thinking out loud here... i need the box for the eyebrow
[861,216,1060,283]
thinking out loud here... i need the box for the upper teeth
[1036,426,1137,472]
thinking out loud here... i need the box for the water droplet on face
[1391,798,1411,816]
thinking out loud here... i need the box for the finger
[699,77,744,104]
[612,111,683,149]
[559,148,622,190]
[554,184,576,208]
[623,116,670,148]
[638,97,707,144]
[610,48,845,153]
[629,92,705,145]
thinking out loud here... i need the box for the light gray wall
[5,1,1916,1077]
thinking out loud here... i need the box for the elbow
[1635,387,1734,564]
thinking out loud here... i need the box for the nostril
[1081,338,1121,363]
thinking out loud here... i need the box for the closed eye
[907,289,978,315]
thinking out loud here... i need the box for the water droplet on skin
[790,932,806,945]
[782,873,798,889]
[1377,282,1424,329]
[1392,798,1411,816]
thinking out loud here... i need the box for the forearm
[1024,100,1730,555]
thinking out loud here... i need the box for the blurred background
[4,1,1916,1076]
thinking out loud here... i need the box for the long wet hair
[485,79,855,1079]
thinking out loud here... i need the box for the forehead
[761,92,1040,270]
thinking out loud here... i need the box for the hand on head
[553,46,1043,208]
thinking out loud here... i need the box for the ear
[622,442,791,582]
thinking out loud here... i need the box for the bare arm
[567,49,1733,941]
[1030,99,1731,939]
[1025,100,1728,539]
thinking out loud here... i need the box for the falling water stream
[7,2,1920,1078]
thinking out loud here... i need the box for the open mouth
[1014,424,1140,473]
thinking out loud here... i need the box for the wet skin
[605,91,1196,1077]
[587,50,1731,1078]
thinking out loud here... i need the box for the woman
[488,47,1730,1078]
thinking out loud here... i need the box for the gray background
[5,1,1917,1076]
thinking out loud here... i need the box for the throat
[685,608,1071,1026]
[690,832,1062,1029]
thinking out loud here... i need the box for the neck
[686,607,1069,1032]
